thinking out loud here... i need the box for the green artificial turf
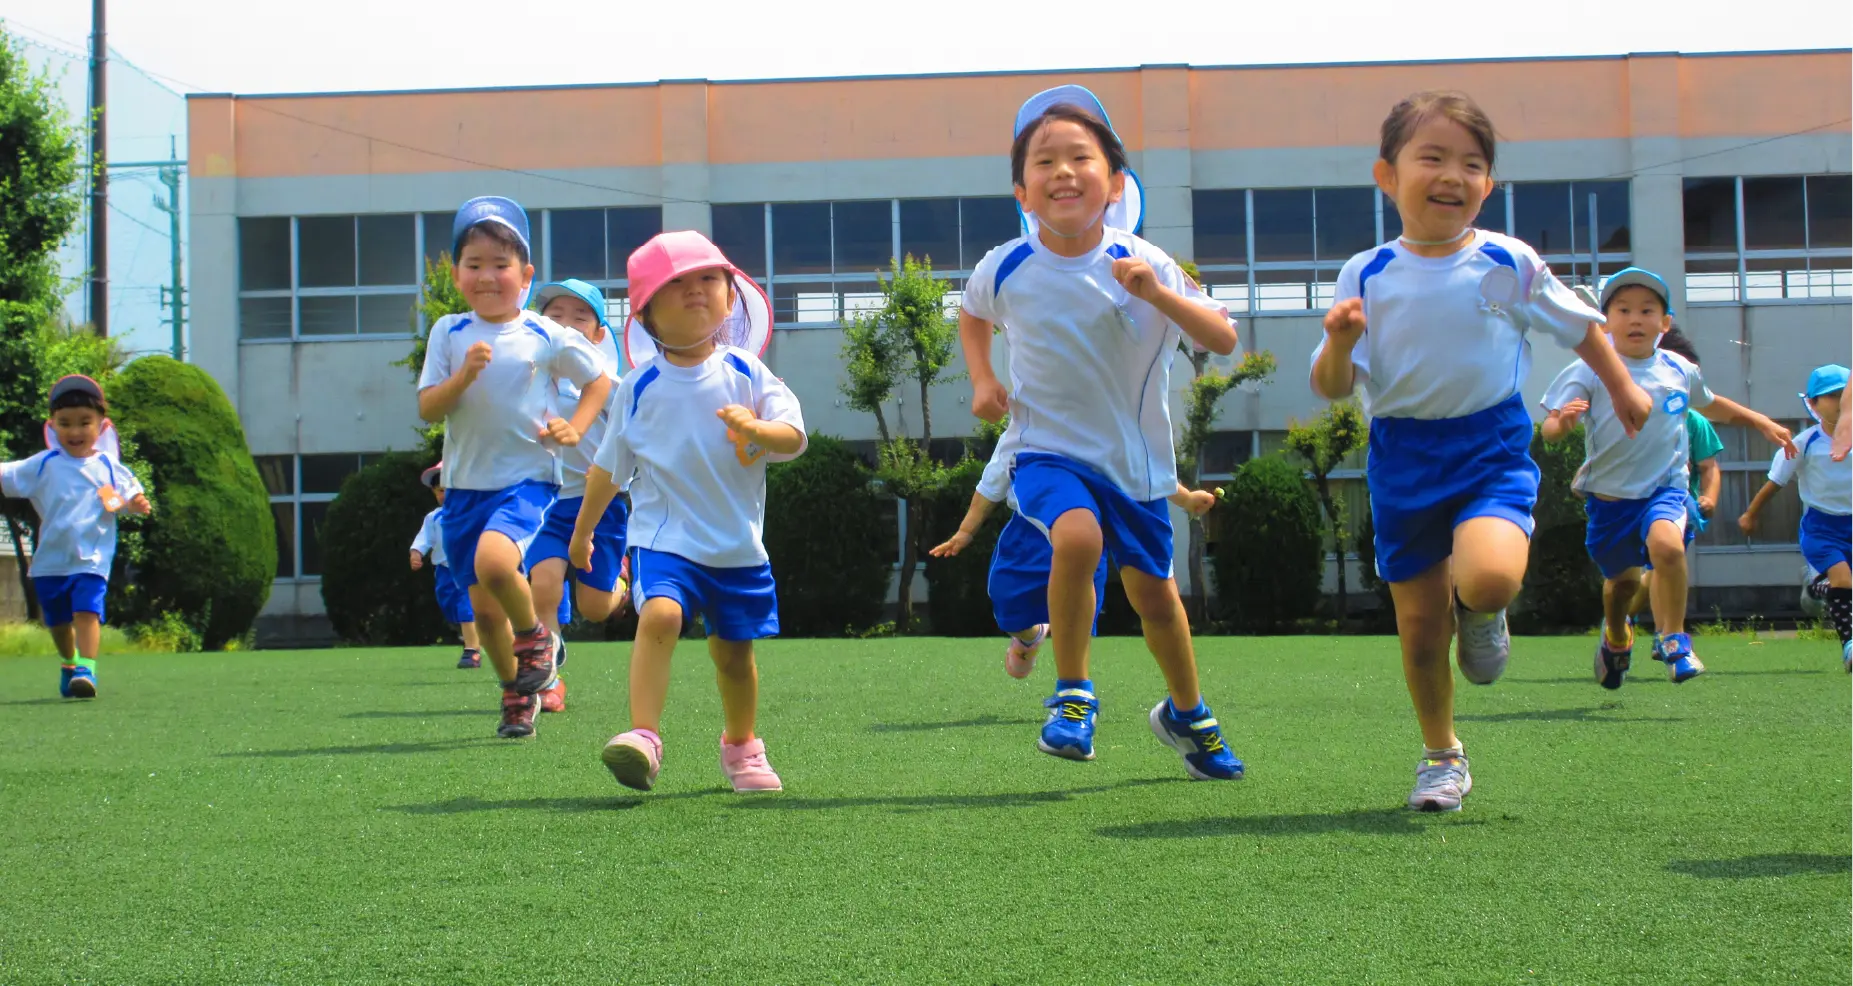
[0,635,1846,984]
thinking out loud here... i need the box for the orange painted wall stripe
[192,53,1850,180]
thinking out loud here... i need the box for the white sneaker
[1408,754,1472,812]
[1455,602,1510,685]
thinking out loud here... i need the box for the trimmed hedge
[764,435,891,636]
[109,357,275,649]
[1210,454,1323,632]
[922,457,1004,636]
[319,451,450,646]
[1512,423,1601,633]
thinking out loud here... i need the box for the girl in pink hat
[571,231,802,793]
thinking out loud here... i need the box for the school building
[183,50,1853,637]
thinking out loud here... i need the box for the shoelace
[1458,611,1505,650]
[1045,696,1093,722]
[1190,723,1226,754]
[1416,757,1466,790]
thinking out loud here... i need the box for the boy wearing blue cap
[1741,363,1852,670]
[417,197,613,738]
[522,278,629,714]
[1543,267,1795,688]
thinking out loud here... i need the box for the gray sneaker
[1408,754,1472,812]
[1455,602,1510,684]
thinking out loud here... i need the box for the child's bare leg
[709,637,758,744]
[72,613,101,661]
[459,621,480,651]
[629,597,683,732]
[1389,562,1458,752]
[1451,517,1528,613]
[1120,569,1201,710]
[1627,572,1652,618]
[573,581,618,623]
[529,557,568,637]
[474,532,539,631]
[1047,509,1103,683]
[1644,521,1690,635]
[1603,571,1642,646]
[469,589,516,680]
[49,623,76,661]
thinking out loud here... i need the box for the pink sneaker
[540,678,567,714]
[719,736,783,792]
[601,729,662,791]
[1005,625,1048,679]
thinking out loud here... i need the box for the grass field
[1,635,1847,984]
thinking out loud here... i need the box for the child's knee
[575,586,615,622]
[1828,563,1852,590]
[637,597,683,634]
[1456,569,1520,612]
[1645,526,1686,569]
[1122,571,1181,620]
[1049,511,1102,560]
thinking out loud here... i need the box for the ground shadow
[388,789,729,814]
[0,697,74,707]
[342,709,483,720]
[1668,854,1851,879]
[1097,808,1490,840]
[1714,668,1834,677]
[1456,705,1685,724]
[868,714,1041,733]
[726,776,1188,813]
[221,737,510,758]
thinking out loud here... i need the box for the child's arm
[410,518,432,570]
[542,375,615,447]
[1697,395,1797,460]
[1540,401,1589,443]
[1569,326,1651,437]
[719,364,808,459]
[929,492,1000,558]
[1696,458,1721,516]
[1835,384,1852,461]
[1312,299,1365,399]
[418,340,490,422]
[1738,480,1783,535]
[569,466,622,572]
[1113,257,1237,355]
[1168,484,1218,517]
[960,310,1009,423]
[717,407,804,455]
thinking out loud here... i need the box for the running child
[1310,91,1653,811]
[930,420,1218,678]
[572,230,802,793]
[417,196,612,738]
[522,278,631,714]
[0,375,151,699]
[1541,267,1794,688]
[960,85,1244,781]
[1624,325,1723,627]
[1740,364,1852,670]
[410,463,481,669]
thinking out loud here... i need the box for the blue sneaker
[1842,640,1850,674]
[1657,633,1705,683]
[1149,699,1244,780]
[66,665,96,699]
[1594,624,1632,690]
[1037,686,1097,761]
[555,636,568,669]
[59,664,75,698]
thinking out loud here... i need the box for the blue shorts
[1367,394,1539,584]
[630,547,778,641]
[1012,452,1173,580]
[432,564,475,625]
[442,480,557,590]
[1643,500,1701,572]
[1800,508,1852,574]
[1585,487,1689,579]
[989,512,1109,634]
[34,574,107,628]
[524,494,630,594]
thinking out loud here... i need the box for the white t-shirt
[962,227,1222,503]
[1770,425,1852,515]
[594,346,806,569]
[411,507,448,568]
[1543,350,1714,500]
[546,327,622,499]
[976,418,1025,510]
[1311,230,1588,420]
[0,449,143,578]
[417,311,604,492]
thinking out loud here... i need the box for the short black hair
[454,221,530,266]
[1658,323,1700,365]
[1010,103,1127,188]
[50,390,106,415]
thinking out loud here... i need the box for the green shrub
[1210,454,1323,633]
[765,435,892,637]
[109,357,275,650]
[129,611,202,653]
[1352,493,1398,633]
[318,451,450,646]
[922,457,1005,636]
[1512,423,1601,633]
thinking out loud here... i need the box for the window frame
[1683,175,1853,306]
[238,215,425,344]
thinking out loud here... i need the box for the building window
[535,206,662,329]
[254,453,384,579]
[1683,175,1852,303]
[238,215,423,341]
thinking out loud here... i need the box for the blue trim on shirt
[1479,242,1519,271]
[523,318,550,341]
[447,316,474,333]
[629,365,662,418]
[1802,429,1827,454]
[33,449,56,476]
[1105,243,1131,261]
[724,352,753,379]
[1357,248,1395,300]
[993,242,1036,296]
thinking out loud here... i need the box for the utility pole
[87,0,108,336]
[155,136,185,360]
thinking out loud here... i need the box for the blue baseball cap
[532,279,609,329]
[451,196,531,260]
[1804,364,1849,400]
[1598,267,1675,317]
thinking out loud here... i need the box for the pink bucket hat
[622,230,771,370]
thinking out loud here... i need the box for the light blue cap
[533,278,609,329]
[1804,363,1849,400]
[1598,267,1675,317]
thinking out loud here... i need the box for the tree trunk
[1188,517,1208,628]
[1332,514,1349,624]
[896,497,920,633]
[5,511,40,623]
[872,404,892,446]
[917,376,933,452]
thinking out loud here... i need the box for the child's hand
[1555,399,1590,429]
[461,341,492,382]
[127,494,152,516]
[717,404,760,437]
[541,417,582,447]
[1171,489,1218,517]
[1760,419,1798,460]
[1322,298,1366,348]
[1737,511,1758,536]
[1697,494,1716,517]
[930,531,973,558]
[409,550,424,571]
[569,532,595,571]
[971,378,1009,423]
[1111,257,1163,303]
[1613,382,1651,438]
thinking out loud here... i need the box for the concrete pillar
[1624,54,1689,307]
[659,81,712,234]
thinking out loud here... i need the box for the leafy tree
[1286,400,1368,621]
[395,254,469,459]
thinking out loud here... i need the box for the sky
[2,0,1849,96]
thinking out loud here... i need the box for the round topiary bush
[318,451,449,646]
[764,435,892,637]
[109,356,275,649]
[1211,453,1323,633]
[1511,422,1601,633]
